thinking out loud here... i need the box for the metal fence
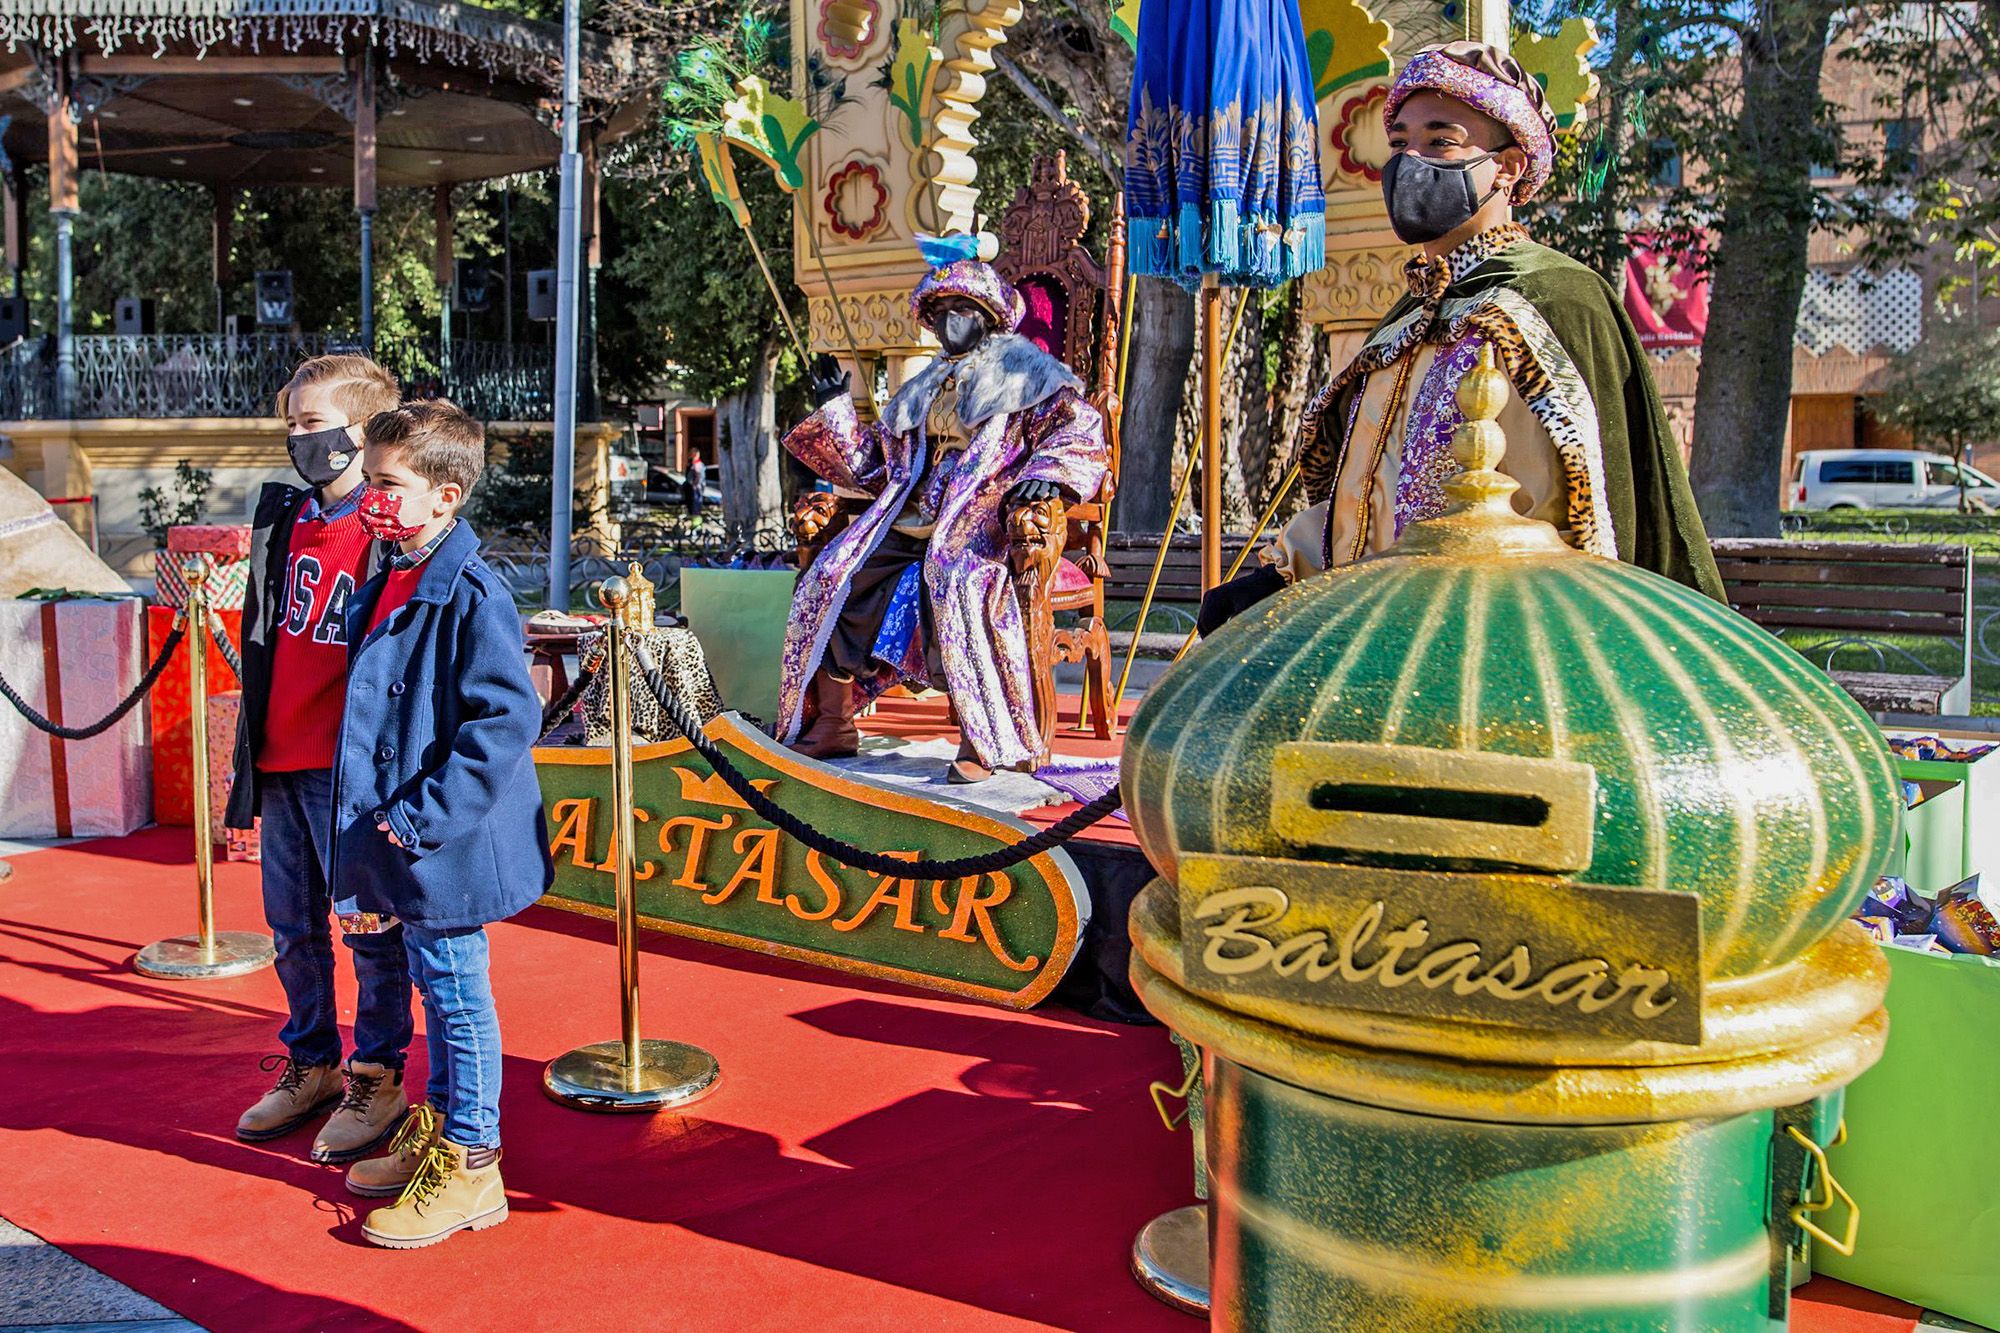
[0,333,554,421]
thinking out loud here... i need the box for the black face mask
[1382,150,1502,245]
[286,425,357,489]
[934,308,990,358]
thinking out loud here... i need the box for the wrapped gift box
[0,597,151,838]
[157,523,253,611]
[209,690,260,862]
[148,603,243,826]
[226,822,261,863]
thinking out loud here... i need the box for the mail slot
[1121,359,1899,1330]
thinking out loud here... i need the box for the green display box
[678,567,797,724]
[1817,944,2000,1327]
[1886,728,2000,893]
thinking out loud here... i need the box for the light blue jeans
[402,923,501,1150]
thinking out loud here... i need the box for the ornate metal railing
[482,518,797,608]
[0,332,554,421]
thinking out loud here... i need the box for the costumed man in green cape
[1200,41,1723,634]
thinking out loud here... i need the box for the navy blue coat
[329,521,553,930]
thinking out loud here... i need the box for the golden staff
[695,133,812,368]
[1169,458,1304,664]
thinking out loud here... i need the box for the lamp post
[547,0,582,612]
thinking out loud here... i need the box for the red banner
[1623,236,1709,351]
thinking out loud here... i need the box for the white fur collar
[882,333,1083,436]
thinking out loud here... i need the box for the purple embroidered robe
[777,335,1109,769]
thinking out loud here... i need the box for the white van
[1791,449,2000,510]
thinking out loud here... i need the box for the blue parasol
[1124,0,1327,290]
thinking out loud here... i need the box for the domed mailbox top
[1124,350,1898,1074]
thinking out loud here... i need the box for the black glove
[809,353,851,407]
[1196,564,1288,638]
[1005,478,1065,508]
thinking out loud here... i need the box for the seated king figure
[777,235,1110,784]
[1199,41,1725,636]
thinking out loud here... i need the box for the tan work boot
[237,1056,343,1142]
[346,1103,440,1197]
[790,669,860,760]
[310,1060,408,1165]
[361,1138,508,1250]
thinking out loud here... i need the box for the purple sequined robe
[778,334,1109,769]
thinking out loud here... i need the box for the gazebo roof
[0,0,640,188]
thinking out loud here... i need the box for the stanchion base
[542,1039,720,1113]
[134,931,275,980]
[1131,1204,1210,1318]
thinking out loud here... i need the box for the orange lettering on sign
[547,799,595,869]
[659,813,735,891]
[935,873,1039,972]
[707,827,781,906]
[593,807,660,880]
[832,859,926,935]
[789,850,845,922]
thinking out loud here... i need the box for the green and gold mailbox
[1124,351,1900,1330]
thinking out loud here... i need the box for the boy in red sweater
[225,355,414,1163]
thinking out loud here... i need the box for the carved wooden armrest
[1006,495,1068,588]
[790,491,842,546]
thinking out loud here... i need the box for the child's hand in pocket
[377,818,403,848]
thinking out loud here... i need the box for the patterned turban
[1386,42,1559,205]
[910,258,1026,334]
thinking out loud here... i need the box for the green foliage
[136,460,213,546]
[1876,320,2000,467]
[461,431,601,538]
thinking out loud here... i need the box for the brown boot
[790,669,860,760]
[346,1103,440,1197]
[946,735,993,785]
[361,1139,508,1250]
[312,1060,408,1164]
[236,1056,342,1142]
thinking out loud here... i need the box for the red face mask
[357,485,427,542]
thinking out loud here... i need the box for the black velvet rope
[208,616,243,684]
[537,653,601,741]
[627,637,1124,878]
[0,618,187,741]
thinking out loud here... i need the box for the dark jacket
[328,520,553,930]
[225,481,388,830]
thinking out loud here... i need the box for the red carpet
[0,830,1926,1331]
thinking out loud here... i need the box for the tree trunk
[1266,280,1328,527]
[716,338,782,549]
[1226,288,1271,525]
[1688,2,1838,537]
[1113,277,1197,532]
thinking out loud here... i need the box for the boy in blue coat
[328,400,553,1249]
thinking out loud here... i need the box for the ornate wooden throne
[788,152,1125,759]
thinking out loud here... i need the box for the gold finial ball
[1455,343,1509,424]
[184,561,209,588]
[600,576,631,611]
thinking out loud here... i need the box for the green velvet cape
[1304,241,1725,601]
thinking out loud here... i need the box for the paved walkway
[0,1218,197,1333]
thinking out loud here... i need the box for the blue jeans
[404,924,502,1150]
[259,768,414,1070]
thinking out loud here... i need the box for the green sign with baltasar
[533,714,1090,1008]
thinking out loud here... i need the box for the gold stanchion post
[135,564,274,979]
[543,577,720,1112]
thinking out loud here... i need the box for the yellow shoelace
[385,1102,438,1158]
[393,1141,458,1210]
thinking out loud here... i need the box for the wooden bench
[1712,539,1974,715]
[1103,532,1252,611]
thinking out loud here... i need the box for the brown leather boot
[361,1139,508,1249]
[347,1103,440,1197]
[236,1056,343,1142]
[312,1060,408,1165]
[790,669,860,760]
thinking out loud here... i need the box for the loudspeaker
[454,260,494,313]
[527,268,556,321]
[255,270,294,327]
[115,296,156,337]
[0,296,27,346]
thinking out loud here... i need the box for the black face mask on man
[933,306,991,358]
[1381,150,1503,245]
[286,425,358,489]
